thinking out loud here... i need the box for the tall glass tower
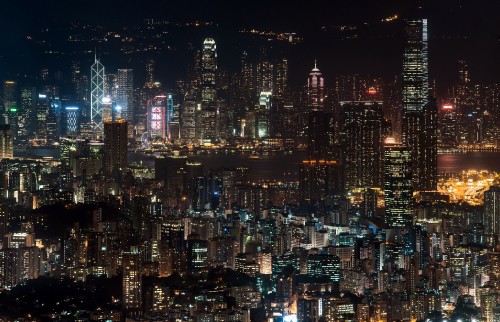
[201,38,217,142]
[90,56,105,135]
[201,38,217,104]
[307,61,324,111]
[384,139,413,228]
[402,19,437,191]
[402,19,428,114]
[116,69,134,122]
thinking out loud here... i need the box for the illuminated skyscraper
[201,38,217,142]
[0,125,13,159]
[35,93,50,140]
[402,19,428,115]
[90,56,105,135]
[201,38,217,103]
[384,139,413,228]
[484,186,500,244]
[64,105,80,137]
[274,58,288,97]
[402,19,437,191]
[3,81,17,126]
[181,101,197,144]
[46,99,59,145]
[116,69,134,122]
[18,87,35,145]
[122,246,142,310]
[439,103,458,148]
[307,61,324,111]
[147,96,167,140]
[256,91,272,138]
[166,93,175,140]
[103,119,128,178]
[340,101,384,189]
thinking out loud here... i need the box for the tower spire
[314,59,317,69]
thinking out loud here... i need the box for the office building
[18,87,35,145]
[116,69,134,122]
[64,105,80,137]
[256,91,272,138]
[402,19,437,191]
[3,81,17,126]
[91,56,105,136]
[307,61,324,111]
[147,96,167,140]
[439,103,458,148]
[201,38,217,142]
[0,125,13,159]
[384,139,413,228]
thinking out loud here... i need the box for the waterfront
[438,152,500,173]
[129,151,500,181]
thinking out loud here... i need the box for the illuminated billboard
[147,96,166,139]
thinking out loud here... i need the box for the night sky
[0,0,499,90]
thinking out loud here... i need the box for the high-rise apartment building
[484,186,500,244]
[103,119,128,178]
[340,101,384,189]
[122,246,142,310]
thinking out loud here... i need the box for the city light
[0,4,496,322]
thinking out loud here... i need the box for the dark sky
[0,0,499,88]
[2,0,497,31]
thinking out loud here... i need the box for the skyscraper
[3,81,17,126]
[103,119,128,178]
[484,186,500,244]
[91,56,105,136]
[201,38,217,142]
[384,139,413,228]
[201,38,217,103]
[340,101,384,189]
[64,106,80,137]
[300,109,339,204]
[307,110,335,161]
[307,61,324,111]
[147,96,167,140]
[18,87,35,145]
[122,246,142,310]
[256,91,272,138]
[0,125,13,159]
[439,103,458,148]
[116,69,134,122]
[402,19,437,191]
[35,93,50,140]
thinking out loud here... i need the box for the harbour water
[129,151,500,181]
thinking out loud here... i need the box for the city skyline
[0,2,498,321]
